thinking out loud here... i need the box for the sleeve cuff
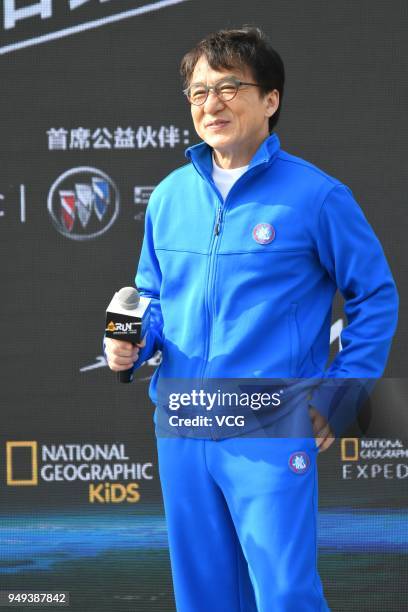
[132,329,159,370]
[309,378,377,438]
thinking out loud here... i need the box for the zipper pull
[214,205,222,235]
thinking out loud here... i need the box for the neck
[213,152,249,170]
[212,131,269,169]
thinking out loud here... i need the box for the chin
[202,132,233,149]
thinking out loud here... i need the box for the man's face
[188,56,278,165]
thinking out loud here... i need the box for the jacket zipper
[290,303,300,377]
[200,164,268,381]
[214,204,222,236]
[201,198,223,382]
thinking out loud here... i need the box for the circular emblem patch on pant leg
[288,451,310,474]
[252,223,275,244]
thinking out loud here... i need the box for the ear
[264,89,279,118]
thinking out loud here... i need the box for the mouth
[205,120,230,130]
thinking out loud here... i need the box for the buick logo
[47,167,120,240]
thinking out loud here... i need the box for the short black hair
[180,26,285,133]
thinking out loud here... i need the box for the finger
[131,346,140,361]
[316,424,330,438]
[314,424,331,449]
[111,355,135,367]
[317,432,336,453]
[315,435,325,451]
[114,347,134,357]
[107,340,134,356]
[107,355,134,371]
[106,339,134,351]
[308,407,328,434]
[105,341,133,357]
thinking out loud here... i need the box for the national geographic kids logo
[341,438,408,480]
[5,441,153,503]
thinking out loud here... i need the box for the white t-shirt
[211,154,249,201]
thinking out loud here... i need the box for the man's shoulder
[277,148,342,190]
[153,162,195,195]
[144,162,195,218]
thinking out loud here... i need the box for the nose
[203,89,226,113]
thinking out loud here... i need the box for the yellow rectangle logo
[6,441,38,485]
[341,438,359,461]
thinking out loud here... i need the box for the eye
[216,80,238,99]
[190,86,206,100]
[218,83,236,93]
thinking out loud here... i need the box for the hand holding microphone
[105,286,151,383]
[105,336,146,373]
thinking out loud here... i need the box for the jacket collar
[184,132,281,180]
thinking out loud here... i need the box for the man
[105,27,398,612]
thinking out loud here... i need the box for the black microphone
[105,287,151,383]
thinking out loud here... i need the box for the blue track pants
[157,436,330,612]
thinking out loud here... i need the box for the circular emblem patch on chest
[288,451,310,474]
[252,222,275,244]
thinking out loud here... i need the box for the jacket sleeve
[131,200,164,369]
[310,183,399,432]
[102,199,164,370]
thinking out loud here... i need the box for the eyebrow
[189,75,240,87]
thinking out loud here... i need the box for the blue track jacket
[133,132,398,424]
